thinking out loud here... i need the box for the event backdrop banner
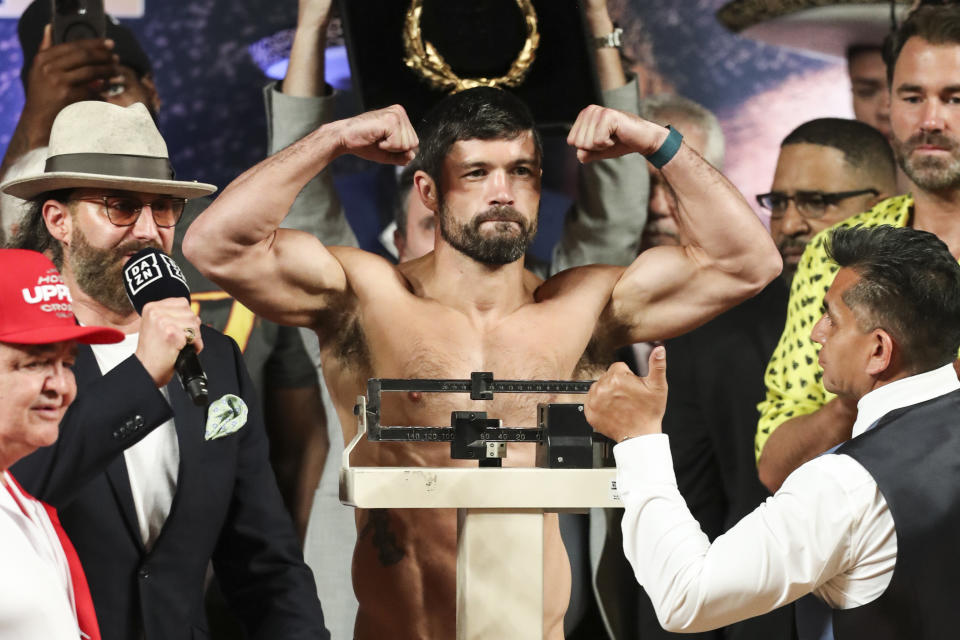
[0,0,855,250]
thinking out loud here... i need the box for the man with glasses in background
[756,118,897,286]
[3,100,329,640]
[756,118,897,503]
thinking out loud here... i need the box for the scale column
[455,508,544,639]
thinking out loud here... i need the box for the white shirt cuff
[613,433,676,495]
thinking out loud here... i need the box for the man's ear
[413,170,439,213]
[141,73,162,113]
[866,328,896,378]
[42,200,72,245]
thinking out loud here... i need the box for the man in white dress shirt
[586,224,960,639]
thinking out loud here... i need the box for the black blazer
[12,326,329,640]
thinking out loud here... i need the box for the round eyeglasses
[73,196,187,228]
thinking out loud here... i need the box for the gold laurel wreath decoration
[402,0,540,93]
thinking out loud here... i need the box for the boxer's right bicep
[196,226,350,330]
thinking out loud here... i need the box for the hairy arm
[182,106,417,329]
[568,107,780,346]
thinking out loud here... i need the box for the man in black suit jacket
[3,100,329,639]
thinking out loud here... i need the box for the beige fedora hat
[717,0,910,60]
[0,101,217,200]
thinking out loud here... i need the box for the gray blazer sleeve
[549,78,649,275]
[263,82,358,248]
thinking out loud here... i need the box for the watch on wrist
[593,26,623,50]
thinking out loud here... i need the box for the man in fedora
[1,0,160,239]
[3,100,330,640]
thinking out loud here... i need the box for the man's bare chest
[369,304,591,374]
[361,305,593,422]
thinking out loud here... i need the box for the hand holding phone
[18,21,117,150]
[52,0,106,44]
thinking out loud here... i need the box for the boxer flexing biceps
[184,90,780,640]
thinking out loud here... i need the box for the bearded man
[184,87,781,639]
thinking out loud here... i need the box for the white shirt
[91,334,179,551]
[615,364,960,634]
[0,471,81,638]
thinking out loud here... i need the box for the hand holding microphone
[135,298,203,385]
[123,248,209,405]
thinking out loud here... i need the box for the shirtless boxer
[183,88,781,640]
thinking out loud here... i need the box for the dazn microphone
[123,247,208,406]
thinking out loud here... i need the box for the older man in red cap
[0,248,123,639]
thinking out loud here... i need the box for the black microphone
[123,247,208,406]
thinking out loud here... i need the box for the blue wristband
[645,125,683,169]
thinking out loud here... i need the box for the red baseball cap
[0,249,124,345]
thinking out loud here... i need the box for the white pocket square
[205,394,248,441]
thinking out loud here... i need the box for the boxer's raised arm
[568,105,781,345]
[183,106,418,329]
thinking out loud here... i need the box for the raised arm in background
[264,0,358,248]
[549,0,648,274]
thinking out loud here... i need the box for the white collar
[852,363,960,438]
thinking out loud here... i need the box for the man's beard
[439,202,537,265]
[776,235,808,286]
[894,130,960,191]
[69,226,161,316]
